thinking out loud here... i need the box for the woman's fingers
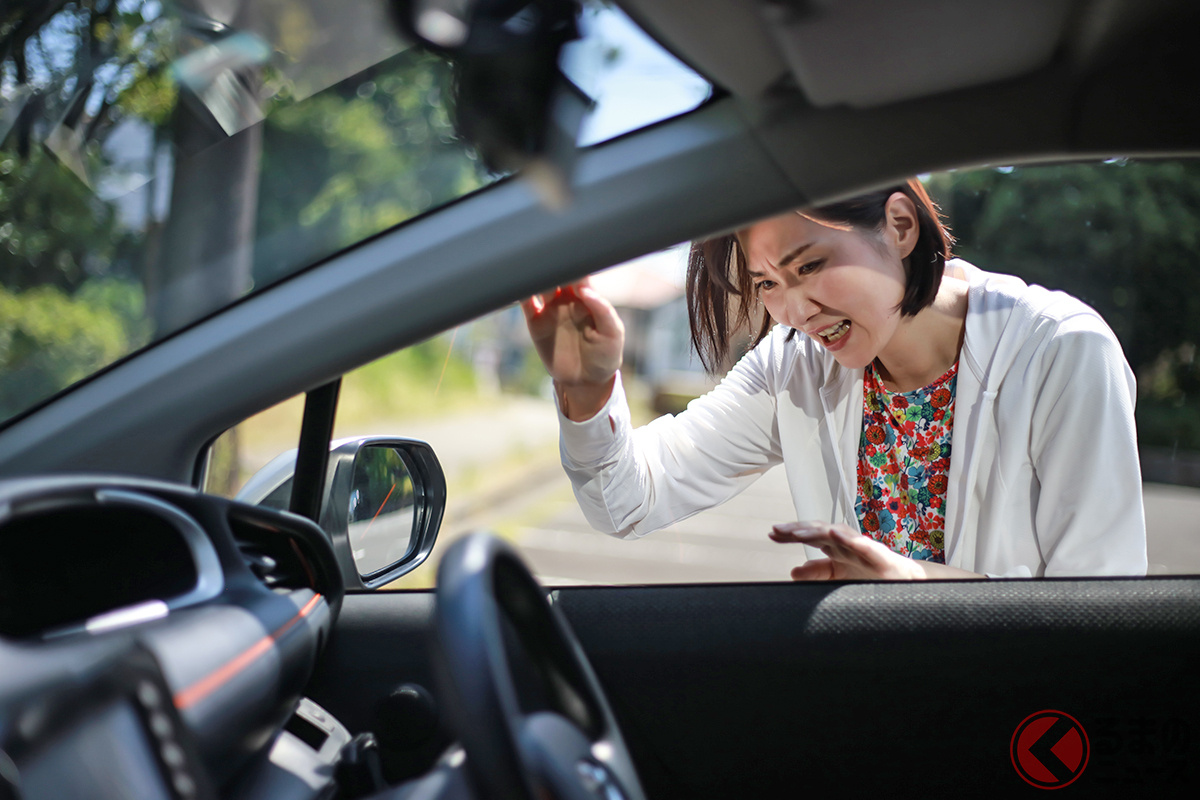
[520,294,545,321]
[775,522,865,565]
[771,521,923,581]
[521,281,622,386]
[828,526,893,570]
[524,282,623,352]
[791,559,838,581]
[770,521,852,545]
[523,283,599,321]
[574,283,624,339]
[771,522,855,580]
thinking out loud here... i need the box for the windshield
[0,0,710,426]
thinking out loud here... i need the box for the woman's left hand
[769,521,926,581]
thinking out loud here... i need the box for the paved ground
[513,474,1200,583]
[385,394,1200,586]
[339,394,563,481]
[1143,483,1200,574]
[514,466,801,584]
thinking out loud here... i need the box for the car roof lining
[622,0,1191,107]
[618,0,790,98]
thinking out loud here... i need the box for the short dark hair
[685,178,953,372]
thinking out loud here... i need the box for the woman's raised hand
[521,280,625,420]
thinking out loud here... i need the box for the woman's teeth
[818,320,850,343]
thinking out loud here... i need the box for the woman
[522,180,1147,579]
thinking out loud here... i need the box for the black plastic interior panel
[317,579,1200,798]
[554,579,1200,798]
[0,475,341,792]
[141,590,330,787]
[0,505,196,637]
[306,592,449,785]
[0,639,215,800]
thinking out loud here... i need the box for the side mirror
[235,436,445,589]
[324,437,446,589]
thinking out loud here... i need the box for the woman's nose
[786,287,821,325]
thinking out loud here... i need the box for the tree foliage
[0,146,122,291]
[929,161,1200,448]
[2,0,489,420]
[0,279,147,418]
[253,48,493,286]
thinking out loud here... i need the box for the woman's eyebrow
[779,242,815,267]
[748,242,815,276]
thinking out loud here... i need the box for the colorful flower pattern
[855,360,957,563]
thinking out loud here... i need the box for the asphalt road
[511,471,1200,584]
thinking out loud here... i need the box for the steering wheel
[433,533,647,800]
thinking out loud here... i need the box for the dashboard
[0,476,345,799]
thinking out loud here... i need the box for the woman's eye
[755,280,776,292]
[797,259,824,275]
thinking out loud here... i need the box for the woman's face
[740,206,913,370]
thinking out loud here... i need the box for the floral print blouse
[855,360,958,563]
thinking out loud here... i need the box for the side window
[332,314,566,588]
[231,160,1200,587]
[201,394,306,507]
[331,246,780,589]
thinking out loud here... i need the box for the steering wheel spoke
[519,712,615,800]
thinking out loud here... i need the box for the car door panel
[311,578,1200,797]
[556,579,1200,797]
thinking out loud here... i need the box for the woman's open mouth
[816,319,851,345]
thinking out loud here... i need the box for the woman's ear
[884,192,919,260]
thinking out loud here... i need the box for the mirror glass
[348,445,418,576]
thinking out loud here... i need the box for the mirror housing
[235,436,446,589]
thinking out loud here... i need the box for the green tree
[252,48,493,287]
[929,161,1200,448]
[1,1,168,417]
[0,147,121,290]
[0,280,143,418]
[1,0,491,423]
[1,0,171,293]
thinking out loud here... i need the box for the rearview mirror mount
[388,0,588,210]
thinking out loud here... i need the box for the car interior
[2,0,1200,798]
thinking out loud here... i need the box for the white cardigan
[558,262,1148,578]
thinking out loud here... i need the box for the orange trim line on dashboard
[173,593,323,711]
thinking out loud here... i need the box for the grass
[336,339,481,428]
[209,332,485,493]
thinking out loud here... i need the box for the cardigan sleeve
[1028,314,1148,576]
[558,336,785,538]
